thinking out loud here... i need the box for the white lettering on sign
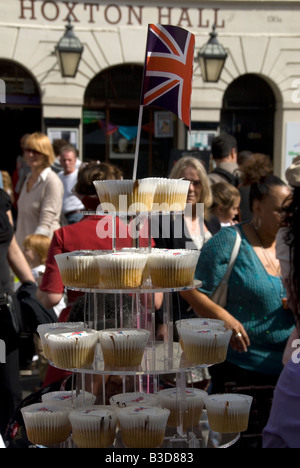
[18,1,225,28]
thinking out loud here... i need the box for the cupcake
[98,328,150,367]
[179,328,232,365]
[97,252,149,289]
[116,405,170,448]
[93,180,111,207]
[42,390,96,409]
[176,318,226,332]
[157,388,207,431]
[37,322,85,360]
[69,405,117,448]
[147,249,200,288]
[21,403,71,446]
[55,250,111,289]
[46,329,99,369]
[205,394,253,433]
[103,178,158,213]
[110,392,159,408]
[152,178,190,212]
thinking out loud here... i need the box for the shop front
[0,0,299,178]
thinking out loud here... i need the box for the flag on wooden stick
[141,24,195,129]
[133,24,195,179]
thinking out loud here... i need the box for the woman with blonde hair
[153,155,220,390]
[170,155,212,231]
[155,155,219,251]
[15,132,64,247]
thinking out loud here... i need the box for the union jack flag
[141,24,195,129]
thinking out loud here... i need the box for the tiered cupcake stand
[45,204,240,449]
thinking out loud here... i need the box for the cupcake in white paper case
[205,394,253,433]
[110,392,159,408]
[42,390,96,409]
[176,317,226,332]
[179,328,232,365]
[46,329,99,369]
[37,322,85,360]
[97,251,149,289]
[93,180,111,207]
[21,403,71,446]
[116,405,170,448]
[157,387,207,431]
[103,178,159,213]
[147,248,200,288]
[69,405,117,448]
[152,178,190,212]
[55,250,111,289]
[98,328,150,368]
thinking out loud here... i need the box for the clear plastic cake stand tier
[65,280,202,294]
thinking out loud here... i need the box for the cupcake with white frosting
[116,405,170,448]
[179,328,232,365]
[205,393,253,433]
[55,250,111,289]
[98,328,150,368]
[69,405,117,448]
[42,390,96,409]
[147,248,200,288]
[110,392,159,408]
[157,387,207,430]
[97,251,149,289]
[152,178,190,212]
[37,322,85,360]
[46,329,99,369]
[21,403,71,446]
[103,178,159,213]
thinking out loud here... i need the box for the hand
[224,316,250,353]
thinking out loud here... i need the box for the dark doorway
[83,64,176,178]
[0,60,42,175]
[221,74,275,159]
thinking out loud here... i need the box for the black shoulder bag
[0,282,57,353]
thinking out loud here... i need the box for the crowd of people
[0,130,299,449]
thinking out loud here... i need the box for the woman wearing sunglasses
[15,132,64,248]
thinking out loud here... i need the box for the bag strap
[221,226,242,283]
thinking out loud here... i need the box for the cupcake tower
[23,179,251,448]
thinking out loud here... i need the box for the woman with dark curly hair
[263,157,300,448]
[238,153,273,222]
[181,156,294,447]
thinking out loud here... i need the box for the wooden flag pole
[132,104,144,180]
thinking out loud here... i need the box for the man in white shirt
[58,145,84,225]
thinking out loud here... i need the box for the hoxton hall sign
[18,1,226,28]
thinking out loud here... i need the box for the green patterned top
[195,224,295,375]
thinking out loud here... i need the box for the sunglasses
[24,148,45,157]
[185,179,202,188]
